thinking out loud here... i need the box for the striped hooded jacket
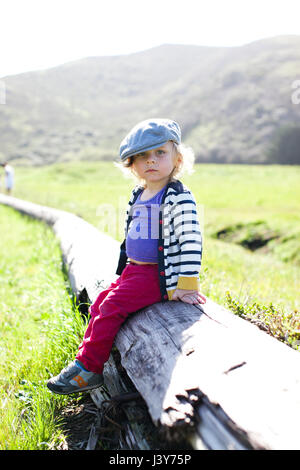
[116,179,202,301]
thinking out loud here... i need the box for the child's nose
[146,151,157,163]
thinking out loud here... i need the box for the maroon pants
[76,263,162,374]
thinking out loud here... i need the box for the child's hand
[172,288,206,305]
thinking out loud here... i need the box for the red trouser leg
[76,263,161,374]
[78,277,121,343]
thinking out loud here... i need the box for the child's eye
[157,150,165,155]
[134,152,145,159]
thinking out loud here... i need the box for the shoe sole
[47,381,104,395]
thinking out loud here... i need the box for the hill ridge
[1,35,300,166]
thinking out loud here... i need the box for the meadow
[11,161,300,313]
[0,161,299,448]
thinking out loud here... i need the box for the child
[47,118,206,395]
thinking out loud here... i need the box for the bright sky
[1,0,299,78]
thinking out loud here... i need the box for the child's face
[131,141,181,185]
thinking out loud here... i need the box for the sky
[1,0,299,78]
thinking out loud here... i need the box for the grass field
[0,205,87,449]
[10,161,300,312]
[0,161,299,448]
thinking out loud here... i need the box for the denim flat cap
[120,118,181,161]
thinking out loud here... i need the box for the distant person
[1,162,14,195]
[47,118,206,395]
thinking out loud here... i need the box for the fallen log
[1,194,300,450]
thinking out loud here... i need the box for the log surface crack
[223,361,247,375]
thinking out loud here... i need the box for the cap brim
[121,140,175,161]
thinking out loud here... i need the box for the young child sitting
[47,118,206,395]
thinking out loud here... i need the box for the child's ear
[175,153,183,169]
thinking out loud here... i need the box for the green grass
[225,292,300,350]
[11,161,300,245]
[10,161,300,302]
[0,205,88,449]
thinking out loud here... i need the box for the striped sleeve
[172,192,202,290]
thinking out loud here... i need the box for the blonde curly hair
[115,141,195,185]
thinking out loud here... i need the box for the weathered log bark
[2,194,300,450]
[115,298,300,449]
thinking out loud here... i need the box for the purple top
[126,185,166,262]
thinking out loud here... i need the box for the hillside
[1,35,300,166]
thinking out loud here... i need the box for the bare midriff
[128,258,158,265]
